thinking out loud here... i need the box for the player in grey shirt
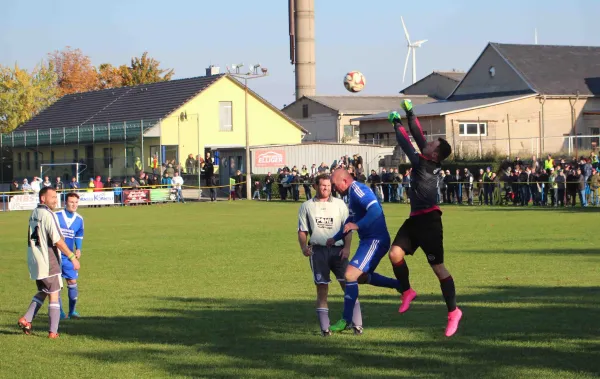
[297,173,363,336]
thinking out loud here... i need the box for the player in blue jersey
[54,192,84,319]
[326,169,402,333]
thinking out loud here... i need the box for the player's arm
[404,110,427,151]
[353,195,383,232]
[297,204,312,256]
[390,114,420,166]
[330,215,352,243]
[74,221,84,259]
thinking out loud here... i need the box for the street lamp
[226,63,268,200]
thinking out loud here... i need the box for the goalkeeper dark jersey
[393,112,441,217]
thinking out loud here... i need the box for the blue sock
[59,294,65,315]
[368,272,401,291]
[68,284,78,315]
[343,281,359,323]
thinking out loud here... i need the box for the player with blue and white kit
[326,169,402,332]
[54,192,84,319]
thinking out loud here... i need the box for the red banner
[123,189,150,204]
[254,149,286,167]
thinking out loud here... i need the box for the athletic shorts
[392,210,444,265]
[348,237,391,273]
[36,275,62,294]
[309,245,347,284]
[61,256,79,280]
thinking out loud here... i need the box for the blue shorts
[61,255,79,280]
[349,237,391,273]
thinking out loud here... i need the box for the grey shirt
[298,196,349,247]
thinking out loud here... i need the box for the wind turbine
[401,16,428,84]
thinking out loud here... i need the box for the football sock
[440,276,457,312]
[352,300,363,327]
[25,293,46,322]
[367,272,401,291]
[49,301,60,334]
[392,259,411,293]
[342,281,359,323]
[316,308,329,331]
[68,284,78,315]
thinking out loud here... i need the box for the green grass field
[1,202,599,378]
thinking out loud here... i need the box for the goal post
[40,163,87,184]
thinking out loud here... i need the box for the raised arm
[405,110,427,151]
[390,111,419,166]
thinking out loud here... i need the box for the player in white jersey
[297,174,363,336]
[18,187,80,339]
[54,192,85,319]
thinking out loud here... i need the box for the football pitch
[1,202,598,378]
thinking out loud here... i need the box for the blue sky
[2,0,599,107]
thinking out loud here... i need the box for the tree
[121,52,174,86]
[97,63,124,89]
[49,46,98,96]
[0,62,58,133]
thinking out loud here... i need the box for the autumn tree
[121,52,174,86]
[97,63,124,89]
[49,46,98,96]
[0,62,58,133]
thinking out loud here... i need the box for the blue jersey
[54,210,84,255]
[348,181,389,240]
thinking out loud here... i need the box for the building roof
[15,74,307,134]
[17,75,225,131]
[456,43,600,97]
[400,71,466,97]
[287,95,435,114]
[352,94,536,122]
[435,71,466,82]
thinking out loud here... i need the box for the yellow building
[2,70,306,184]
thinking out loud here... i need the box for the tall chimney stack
[290,0,315,99]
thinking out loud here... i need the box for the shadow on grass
[56,285,599,378]
[459,248,600,256]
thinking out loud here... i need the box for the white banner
[78,191,115,206]
[8,194,62,211]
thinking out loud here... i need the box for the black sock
[392,259,411,293]
[440,276,457,312]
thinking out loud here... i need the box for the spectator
[403,169,412,203]
[172,172,185,203]
[476,169,484,205]
[453,169,463,205]
[555,169,566,207]
[544,154,554,171]
[31,177,42,194]
[566,168,577,206]
[138,172,148,187]
[463,168,474,205]
[264,172,274,201]
[161,173,172,189]
[590,169,599,206]
[11,179,20,193]
[310,163,318,177]
[55,177,64,191]
[252,180,261,200]
[577,168,587,207]
[128,177,139,189]
[234,170,243,200]
[93,176,104,192]
[151,153,159,175]
[302,170,312,200]
[185,154,195,174]
[513,156,524,170]
[292,171,301,201]
[42,176,52,188]
[22,179,32,192]
[69,177,79,191]
[87,178,95,193]
[209,175,217,202]
[165,164,175,178]
[134,157,143,176]
[368,169,381,202]
[278,169,287,201]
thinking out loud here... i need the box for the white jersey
[27,204,63,280]
[298,196,349,247]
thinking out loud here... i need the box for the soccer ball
[344,71,366,93]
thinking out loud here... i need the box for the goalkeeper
[387,100,463,337]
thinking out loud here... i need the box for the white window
[219,101,233,131]
[459,122,487,136]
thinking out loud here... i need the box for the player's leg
[332,248,363,335]
[418,212,462,337]
[67,279,80,318]
[363,238,400,291]
[330,264,362,332]
[19,290,47,334]
[47,288,61,338]
[310,246,333,336]
[390,219,418,313]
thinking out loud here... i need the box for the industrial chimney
[289,0,315,99]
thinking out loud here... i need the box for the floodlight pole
[227,67,268,200]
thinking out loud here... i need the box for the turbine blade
[414,39,428,46]
[401,16,411,44]
[403,48,411,83]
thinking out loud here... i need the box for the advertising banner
[150,188,177,202]
[254,149,286,168]
[8,194,61,211]
[78,191,115,206]
[123,189,150,204]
